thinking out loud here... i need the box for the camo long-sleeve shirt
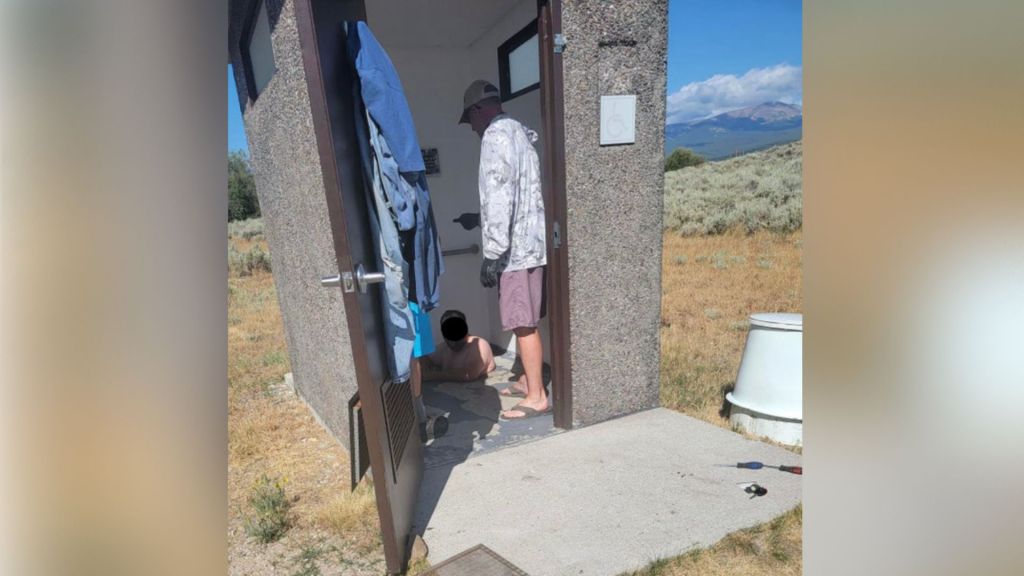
[478,115,546,272]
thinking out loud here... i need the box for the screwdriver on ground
[723,461,802,475]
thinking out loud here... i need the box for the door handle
[355,263,385,293]
[320,264,383,294]
[321,272,356,293]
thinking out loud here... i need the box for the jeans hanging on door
[347,21,444,313]
[353,107,416,383]
[344,21,444,384]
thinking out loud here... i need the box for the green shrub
[664,147,706,172]
[229,151,261,221]
[244,474,291,544]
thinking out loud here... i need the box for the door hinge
[553,33,566,54]
[553,221,562,249]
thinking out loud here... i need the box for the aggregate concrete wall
[230,0,359,449]
[561,0,668,425]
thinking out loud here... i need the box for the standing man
[459,80,549,420]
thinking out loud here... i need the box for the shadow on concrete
[413,353,557,537]
[413,377,500,538]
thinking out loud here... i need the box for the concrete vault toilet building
[229,0,667,572]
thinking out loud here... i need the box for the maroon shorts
[498,266,546,331]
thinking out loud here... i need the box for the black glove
[453,212,481,230]
[480,257,501,288]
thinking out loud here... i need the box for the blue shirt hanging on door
[347,21,443,312]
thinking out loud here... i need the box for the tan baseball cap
[459,79,500,124]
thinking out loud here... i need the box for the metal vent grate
[381,379,415,482]
[416,544,529,576]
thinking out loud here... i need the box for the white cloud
[666,64,803,124]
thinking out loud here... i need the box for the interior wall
[368,0,552,363]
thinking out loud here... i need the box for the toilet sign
[600,95,636,145]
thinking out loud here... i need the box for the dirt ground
[228,246,386,576]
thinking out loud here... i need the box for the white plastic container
[726,313,803,445]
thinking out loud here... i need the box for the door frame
[538,0,573,430]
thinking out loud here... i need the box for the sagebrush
[229,217,265,240]
[230,242,272,276]
[664,141,802,236]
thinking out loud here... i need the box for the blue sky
[666,0,802,123]
[229,0,802,150]
[667,0,801,92]
[228,68,247,152]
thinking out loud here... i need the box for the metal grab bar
[442,243,480,258]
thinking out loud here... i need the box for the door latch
[553,33,567,54]
[321,272,356,293]
[552,221,562,249]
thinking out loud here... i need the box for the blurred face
[441,316,469,351]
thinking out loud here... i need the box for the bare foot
[501,397,550,419]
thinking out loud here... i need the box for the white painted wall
[367,0,551,362]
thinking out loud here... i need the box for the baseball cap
[459,80,500,124]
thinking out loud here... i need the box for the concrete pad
[414,408,802,576]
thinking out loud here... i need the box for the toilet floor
[421,351,559,469]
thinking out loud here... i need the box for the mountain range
[665,101,802,161]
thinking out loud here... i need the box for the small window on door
[497,19,540,101]
[241,0,276,101]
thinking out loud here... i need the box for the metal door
[295,0,422,573]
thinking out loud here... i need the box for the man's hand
[480,258,501,288]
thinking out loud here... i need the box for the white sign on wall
[600,95,636,146]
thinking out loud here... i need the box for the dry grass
[316,480,381,555]
[620,505,802,576]
[660,230,802,428]
[228,236,384,575]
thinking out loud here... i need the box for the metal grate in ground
[415,544,529,576]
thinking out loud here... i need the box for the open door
[294,0,421,573]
